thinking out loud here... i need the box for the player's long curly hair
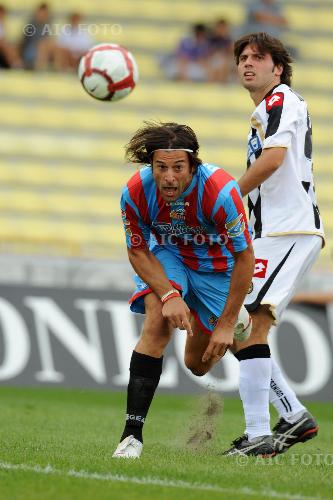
[125,121,202,171]
[234,32,293,86]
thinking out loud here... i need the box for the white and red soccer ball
[78,43,139,102]
[233,305,252,342]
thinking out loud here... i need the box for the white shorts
[244,235,322,323]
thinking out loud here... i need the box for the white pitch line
[0,461,327,500]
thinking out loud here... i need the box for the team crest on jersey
[265,92,284,112]
[169,200,188,221]
[225,214,245,238]
[170,208,186,221]
[253,259,268,278]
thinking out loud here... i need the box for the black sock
[234,344,271,361]
[120,350,163,444]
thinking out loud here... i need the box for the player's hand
[161,297,193,336]
[202,324,234,363]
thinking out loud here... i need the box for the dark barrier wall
[0,285,332,400]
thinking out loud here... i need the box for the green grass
[0,387,332,500]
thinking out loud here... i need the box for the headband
[151,148,194,153]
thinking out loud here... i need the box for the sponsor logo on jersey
[253,258,268,278]
[225,214,245,238]
[151,221,206,236]
[121,209,130,226]
[249,135,261,151]
[248,132,262,161]
[166,200,189,207]
[265,92,284,112]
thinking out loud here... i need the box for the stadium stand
[1,0,332,269]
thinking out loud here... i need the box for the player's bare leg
[113,293,172,458]
[184,318,220,376]
[184,305,253,376]
[135,293,173,357]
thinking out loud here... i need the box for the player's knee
[140,306,172,355]
[145,313,167,334]
[246,305,273,343]
[144,310,171,336]
[185,358,209,377]
[137,322,172,357]
[145,298,165,329]
[190,365,209,377]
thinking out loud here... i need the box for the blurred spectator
[160,23,212,82]
[242,0,288,39]
[20,2,59,70]
[56,13,93,71]
[208,18,234,82]
[0,5,23,68]
[240,0,298,58]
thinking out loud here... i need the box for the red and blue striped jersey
[120,163,251,272]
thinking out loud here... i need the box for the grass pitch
[0,387,332,500]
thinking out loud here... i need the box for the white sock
[239,358,272,440]
[270,358,306,423]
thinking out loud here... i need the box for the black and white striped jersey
[246,83,324,242]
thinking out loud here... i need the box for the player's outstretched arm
[202,245,254,362]
[238,147,286,196]
[128,248,193,335]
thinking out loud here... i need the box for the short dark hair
[234,32,293,86]
[125,121,202,170]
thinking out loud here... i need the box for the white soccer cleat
[233,305,252,342]
[112,435,143,459]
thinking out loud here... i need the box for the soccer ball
[78,43,139,102]
[233,305,252,342]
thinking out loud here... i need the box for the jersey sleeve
[120,189,151,250]
[211,180,252,253]
[262,90,298,150]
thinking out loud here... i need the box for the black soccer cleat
[223,434,276,457]
[273,411,319,454]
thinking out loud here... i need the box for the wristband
[160,289,180,304]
